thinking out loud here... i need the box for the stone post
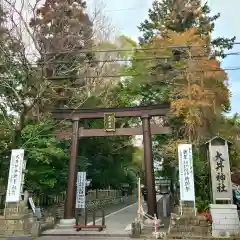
[3,191,34,236]
[4,202,29,236]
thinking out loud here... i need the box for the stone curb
[40,233,130,237]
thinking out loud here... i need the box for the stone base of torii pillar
[57,218,75,228]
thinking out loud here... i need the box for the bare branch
[3,0,42,54]
[89,0,116,43]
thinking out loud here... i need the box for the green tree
[21,120,69,194]
[131,0,236,209]
[110,1,235,207]
[138,0,235,56]
[211,114,240,169]
[136,0,234,140]
[0,0,139,198]
[0,2,59,148]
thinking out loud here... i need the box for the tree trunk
[13,112,25,148]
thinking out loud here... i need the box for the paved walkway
[41,195,165,238]
[41,202,138,237]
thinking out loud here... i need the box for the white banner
[76,172,86,209]
[178,144,195,201]
[6,149,25,203]
[28,197,36,213]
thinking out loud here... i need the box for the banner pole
[138,177,141,220]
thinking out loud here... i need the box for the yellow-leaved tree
[131,27,230,143]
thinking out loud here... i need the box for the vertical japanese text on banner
[76,172,86,209]
[6,149,25,203]
[178,144,195,201]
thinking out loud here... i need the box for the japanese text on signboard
[104,113,115,132]
[209,144,232,201]
[178,144,195,201]
[6,149,24,203]
[183,149,191,192]
[76,172,86,209]
[215,151,227,193]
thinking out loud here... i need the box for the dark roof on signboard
[205,136,232,145]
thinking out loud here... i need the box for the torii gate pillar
[142,115,157,217]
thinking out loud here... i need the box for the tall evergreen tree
[30,0,94,108]
[138,0,235,56]
[134,0,233,139]
[131,0,234,109]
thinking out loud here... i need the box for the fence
[86,189,121,200]
[31,192,66,206]
[31,189,121,205]
[0,193,4,215]
[0,189,122,215]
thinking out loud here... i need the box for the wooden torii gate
[52,104,170,219]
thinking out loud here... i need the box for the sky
[88,0,240,115]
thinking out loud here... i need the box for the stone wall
[0,216,4,235]
[0,189,123,215]
[0,202,35,237]
[0,189,126,219]
[0,194,136,237]
[167,213,211,238]
[210,204,240,237]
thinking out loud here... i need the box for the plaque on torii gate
[52,104,170,219]
[104,112,116,132]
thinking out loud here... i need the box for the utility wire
[1,40,236,139]
[0,65,239,83]
[1,52,240,67]
[44,68,240,81]
[0,67,238,83]
[104,7,147,12]
[12,42,240,56]
[0,68,233,136]
[0,51,239,82]
[0,56,198,67]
